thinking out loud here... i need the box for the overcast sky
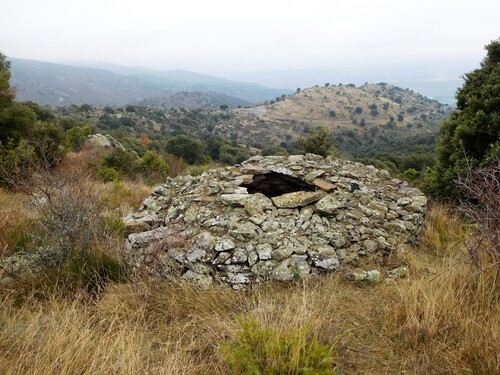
[1,0,498,75]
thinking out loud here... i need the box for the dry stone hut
[124,154,427,288]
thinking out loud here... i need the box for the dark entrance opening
[241,172,315,198]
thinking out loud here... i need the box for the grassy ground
[0,181,498,374]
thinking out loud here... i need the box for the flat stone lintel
[240,166,271,175]
[312,178,337,192]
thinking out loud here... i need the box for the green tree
[206,135,226,160]
[101,148,138,176]
[426,39,500,199]
[0,52,14,110]
[165,134,205,164]
[67,125,93,151]
[299,127,335,158]
[139,151,170,183]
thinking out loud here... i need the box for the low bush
[221,318,337,375]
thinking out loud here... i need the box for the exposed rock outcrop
[124,154,427,288]
[87,134,125,150]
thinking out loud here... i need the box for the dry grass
[0,204,498,374]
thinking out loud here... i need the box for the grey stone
[251,260,277,278]
[315,195,342,215]
[182,270,213,288]
[307,245,340,270]
[215,238,236,252]
[256,243,273,260]
[272,191,326,209]
[221,194,249,206]
[272,258,311,281]
[124,155,427,288]
[272,243,295,261]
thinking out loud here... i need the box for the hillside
[9,58,292,106]
[137,91,252,109]
[54,83,451,159]
[212,83,452,156]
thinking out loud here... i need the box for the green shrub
[187,164,211,176]
[221,318,337,375]
[67,124,92,151]
[425,39,500,200]
[299,128,336,158]
[400,168,420,181]
[101,148,138,176]
[138,151,169,183]
[96,166,122,182]
[62,251,126,292]
[165,134,206,164]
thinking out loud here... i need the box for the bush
[299,128,335,158]
[400,168,420,181]
[221,318,337,375]
[165,134,206,164]
[62,251,126,292]
[426,39,500,200]
[138,151,170,184]
[101,148,138,177]
[67,125,92,151]
[97,166,122,182]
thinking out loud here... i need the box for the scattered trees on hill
[426,39,500,199]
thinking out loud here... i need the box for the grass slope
[0,170,498,374]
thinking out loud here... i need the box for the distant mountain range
[9,58,292,106]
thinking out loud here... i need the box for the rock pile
[124,154,427,288]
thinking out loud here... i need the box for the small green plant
[97,166,122,182]
[221,318,337,375]
[63,251,126,292]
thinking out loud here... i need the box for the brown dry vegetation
[0,199,498,374]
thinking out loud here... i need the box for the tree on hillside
[0,52,67,176]
[299,127,336,158]
[0,53,14,109]
[426,39,500,199]
[165,134,205,164]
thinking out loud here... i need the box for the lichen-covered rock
[272,191,326,208]
[124,155,427,288]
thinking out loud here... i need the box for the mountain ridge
[9,58,292,106]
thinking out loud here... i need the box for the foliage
[138,151,170,183]
[0,52,14,109]
[400,168,420,181]
[165,134,206,164]
[96,166,122,182]
[299,127,335,157]
[261,145,289,156]
[62,251,126,291]
[101,148,138,176]
[221,318,337,375]
[426,39,500,199]
[218,143,250,165]
[0,52,67,180]
[206,135,226,160]
[0,103,36,143]
[67,125,93,151]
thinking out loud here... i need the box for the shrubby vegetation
[1,42,500,374]
[426,39,500,199]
